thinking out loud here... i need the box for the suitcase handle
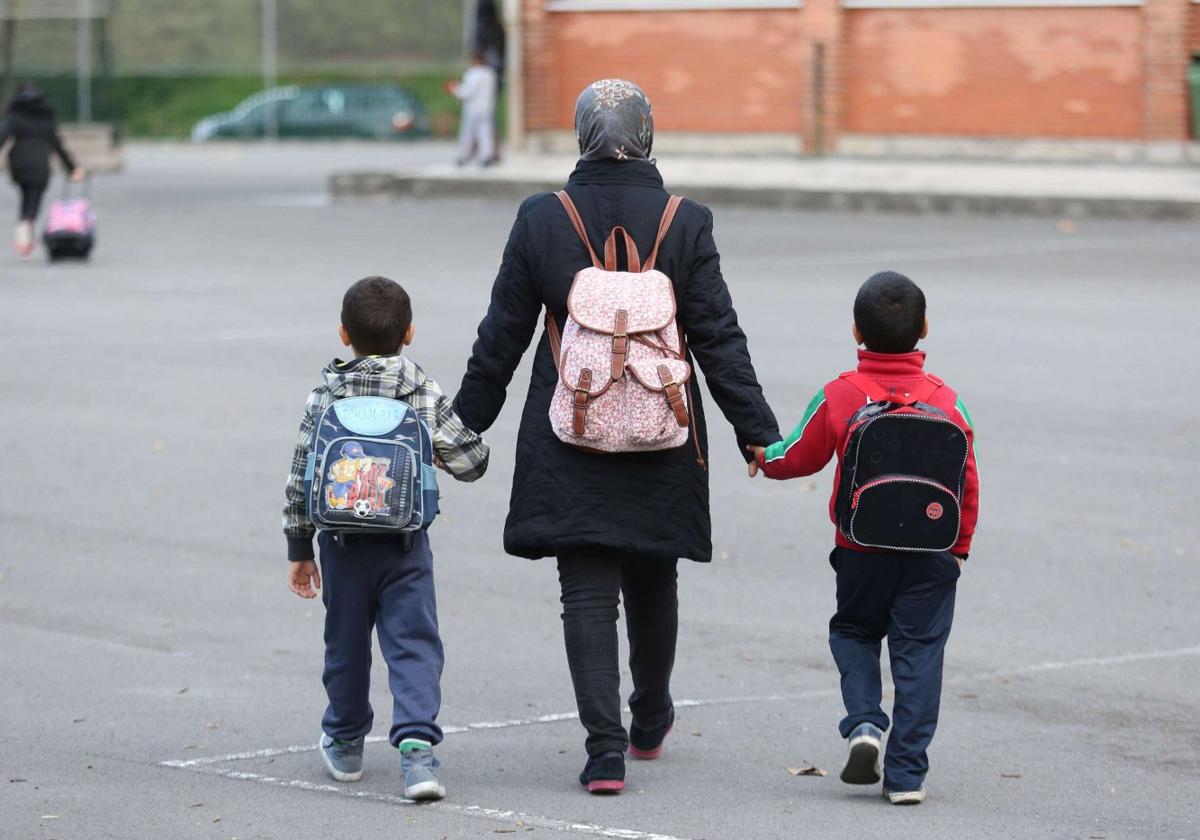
[59,173,91,200]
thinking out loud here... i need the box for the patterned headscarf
[574,79,654,163]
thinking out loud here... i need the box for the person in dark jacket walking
[0,82,84,258]
[453,79,780,793]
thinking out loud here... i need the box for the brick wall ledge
[838,135,1200,165]
[546,1,800,10]
[527,130,804,156]
[526,131,1200,165]
[329,154,1200,220]
[841,0,1142,7]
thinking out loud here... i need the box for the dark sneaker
[628,706,675,760]
[579,750,625,794]
[884,787,926,805]
[399,738,446,801]
[319,732,364,782]
[839,723,882,785]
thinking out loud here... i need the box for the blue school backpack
[305,396,439,533]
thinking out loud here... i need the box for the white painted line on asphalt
[156,643,1200,840]
[172,765,691,840]
[160,642,1200,770]
[962,644,1200,681]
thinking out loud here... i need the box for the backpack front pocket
[312,436,418,531]
[848,475,960,552]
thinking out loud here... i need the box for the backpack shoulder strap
[839,371,890,403]
[840,371,944,405]
[643,195,684,271]
[910,374,943,403]
[556,190,601,268]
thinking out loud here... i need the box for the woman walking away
[0,82,84,259]
[454,79,780,794]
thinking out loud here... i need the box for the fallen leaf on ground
[958,693,979,700]
[177,687,189,695]
[787,765,827,777]
[40,815,61,820]
[189,803,204,808]
[691,730,702,737]
[9,778,27,783]
[1000,773,1021,779]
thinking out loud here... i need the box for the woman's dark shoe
[628,706,674,760]
[579,750,625,794]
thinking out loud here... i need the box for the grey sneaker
[884,787,926,805]
[319,732,364,782]
[399,738,445,801]
[840,723,882,785]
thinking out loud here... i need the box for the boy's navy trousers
[828,546,959,792]
[318,530,443,747]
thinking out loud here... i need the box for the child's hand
[953,554,965,571]
[745,445,766,477]
[434,455,450,474]
[289,560,321,599]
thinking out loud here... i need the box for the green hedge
[22,71,490,139]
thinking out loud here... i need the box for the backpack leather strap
[556,190,601,268]
[643,195,683,271]
[658,364,690,428]
[546,311,563,372]
[573,369,593,436]
[603,226,641,272]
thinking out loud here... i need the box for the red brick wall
[523,8,804,134]
[521,3,1194,143]
[843,8,1143,138]
[1191,3,1200,55]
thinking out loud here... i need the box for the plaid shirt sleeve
[420,376,490,482]
[282,388,324,562]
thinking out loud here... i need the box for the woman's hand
[70,167,86,182]
[745,444,766,477]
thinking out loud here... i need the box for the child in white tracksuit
[451,52,497,166]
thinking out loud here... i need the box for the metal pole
[76,0,92,122]
[2,0,19,108]
[811,41,826,158]
[503,0,522,151]
[261,0,277,140]
[463,0,472,59]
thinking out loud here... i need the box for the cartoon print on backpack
[324,441,397,519]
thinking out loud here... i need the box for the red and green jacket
[757,349,980,557]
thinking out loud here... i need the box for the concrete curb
[330,171,1200,220]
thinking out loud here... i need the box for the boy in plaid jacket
[283,276,489,801]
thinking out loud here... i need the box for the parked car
[191,85,429,141]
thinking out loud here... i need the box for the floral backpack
[546,191,700,461]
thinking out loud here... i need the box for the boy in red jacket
[749,271,979,805]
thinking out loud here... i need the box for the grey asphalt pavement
[1,143,1198,840]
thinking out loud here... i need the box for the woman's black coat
[1,92,76,187]
[454,159,780,563]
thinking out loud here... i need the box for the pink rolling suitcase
[43,179,95,261]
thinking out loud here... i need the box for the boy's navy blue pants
[828,546,959,792]
[318,530,443,748]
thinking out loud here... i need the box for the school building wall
[518,0,1199,153]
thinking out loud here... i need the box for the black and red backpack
[834,372,969,552]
